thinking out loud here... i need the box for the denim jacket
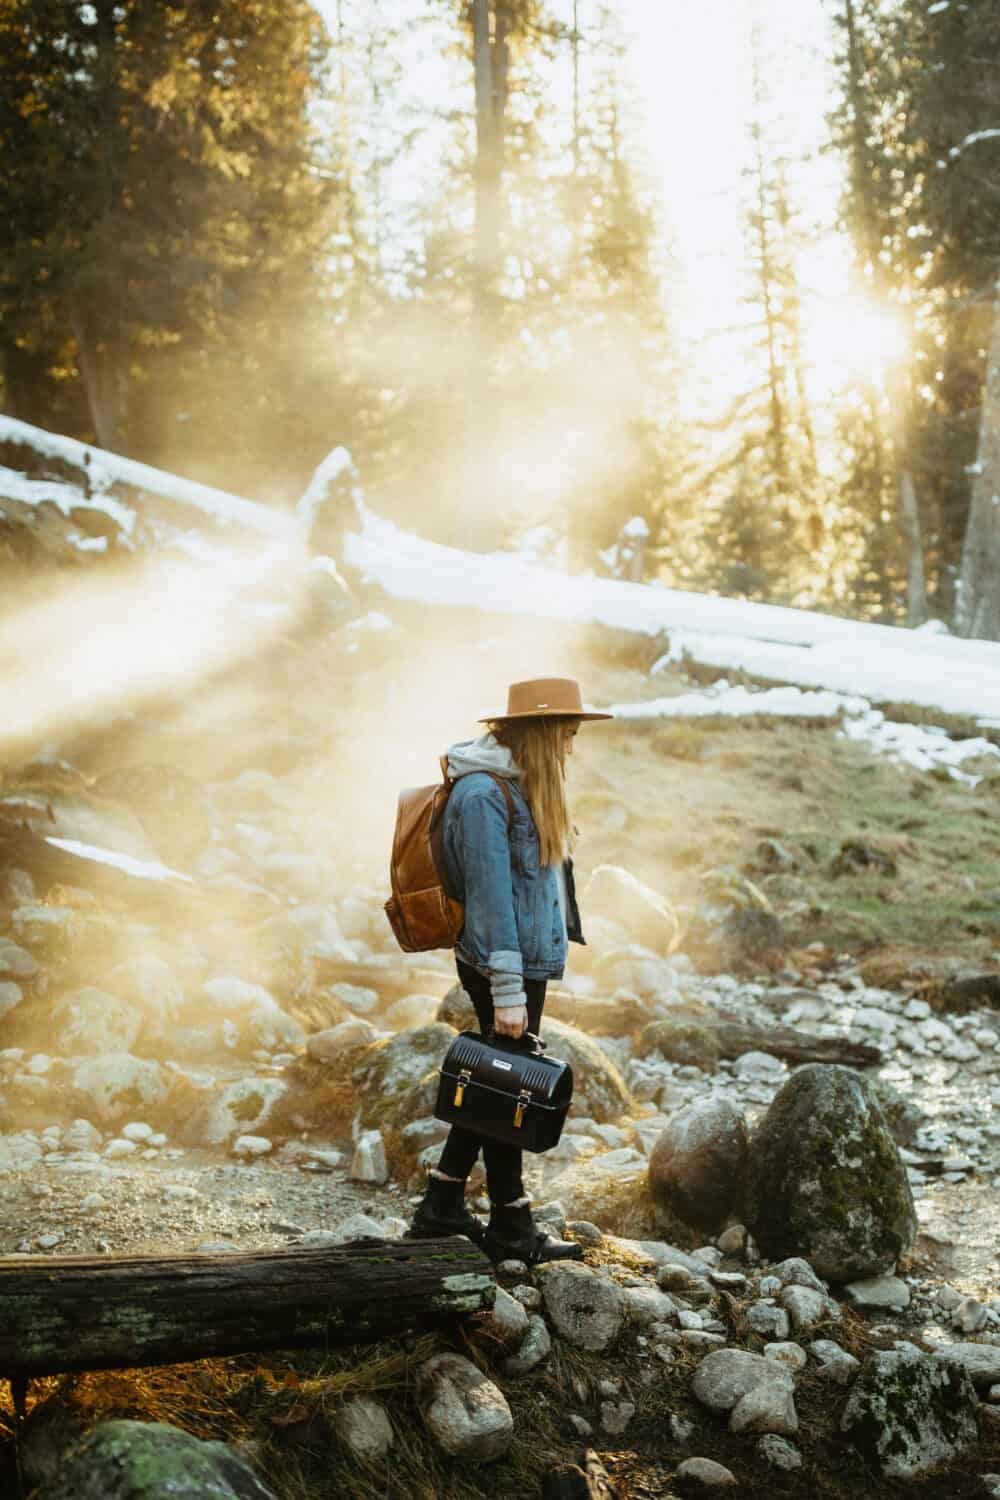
[441,765,584,986]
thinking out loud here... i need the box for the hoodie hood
[446,732,521,782]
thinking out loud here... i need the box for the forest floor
[1,613,999,1497]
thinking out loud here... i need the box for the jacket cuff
[494,993,528,1011]
[487,949,523,974]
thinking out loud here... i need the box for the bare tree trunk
[69,291,128,453]
[843,0,926,622]
[70,0,129,452]
[472,0,500,310]
[749,46,787,491]
[954,275,1000,638]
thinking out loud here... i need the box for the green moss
[745,1065,917,1281]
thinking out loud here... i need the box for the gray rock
[764,1343,807,1373]
[565,1219,604,1246]
[716,1224,747,1256]
[770,1257,828,1293]
[810,1338,860,1385]
[332,1396,393,1460]
[844,1275,910,1311]
[538,1262,625,1351]
[485,1285,530,1348]
[583,864,681,954]
[953,1297,989,1334]
[932,1343,1000,1387]
[691,1347,797,1435]
[203,1078,287,1145]
[40,1419,277,1499]
[0,981,23,1017]
[52,985,143,1055]
[780,1285,841,1334]
[600,1399,635,1435]
[536,1017,635,1122]
[349,1131,388,1185]
[675,1456,737,1491]
[328,1213,384,1243]
[415,1353,513,1461]
[841,1347,979,1478]
[501,1314,551,1376]
[352,1024,459,1132]
[647,1096,749,1233]
[510,1283,542,1312]
[728,1375,798,1436]
[72,1055,171,1125]
[746,1302,790,1340]
[623,1285,678,1329]
[306,1019,378,1065]
[756,1434,803,1470]
[745,1065,917,1280]
[0,937,40,976]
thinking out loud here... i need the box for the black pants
[435,957,548,1204]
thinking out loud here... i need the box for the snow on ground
[343,505,1000,725]
[608,679,1000,786]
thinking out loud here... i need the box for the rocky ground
[1,604,999,1497]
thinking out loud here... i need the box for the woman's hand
[493,1000,528,1039]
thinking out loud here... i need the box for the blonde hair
[487,716,579,867]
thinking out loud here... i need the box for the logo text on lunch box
[492,1059,513,1071]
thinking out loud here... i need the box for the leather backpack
[384,757,515,953]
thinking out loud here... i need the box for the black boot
[482,1200,583,1265]
[404,1174,485,1246]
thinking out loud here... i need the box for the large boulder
[201,1077,288,1145]
[39,1419,277,1499]
[647,1097,749,1232]
[72,1055,172,1126]
[841,1348,979,1479]
[538,1018,633,1124]
[198,977,306,1054]
[50,987,143,1056]
[582,865,681,953]
[745,1065,917,1281]
[352,1023,456,1132]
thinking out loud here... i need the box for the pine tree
[0,0,338,482]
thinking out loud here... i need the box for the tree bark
[954,274,1000,639]
[0,1239,494,1380]
[471,0,504,317]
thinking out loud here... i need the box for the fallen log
[0,1237,494,1380]
[637,1016,881,1069]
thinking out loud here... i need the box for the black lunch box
[434,1030,573,1152]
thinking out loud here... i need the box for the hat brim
[478,709,614,722]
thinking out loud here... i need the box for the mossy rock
[539,1017,633,1123]
[636,1019,721,1071]
[351,1023,456,1132]
[867,1076,922,1147]
[841,1348,978,1478]
[41,1418,277,1499]
[745,1064,917,1282]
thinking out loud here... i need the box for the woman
[406,677,612,1264]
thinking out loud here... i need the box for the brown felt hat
[479,677,613,723]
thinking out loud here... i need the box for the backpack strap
[439,756,515,832]
[488,773,516,831]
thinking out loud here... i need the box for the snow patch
[607,680,1000,786]
[43,837,193,884]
